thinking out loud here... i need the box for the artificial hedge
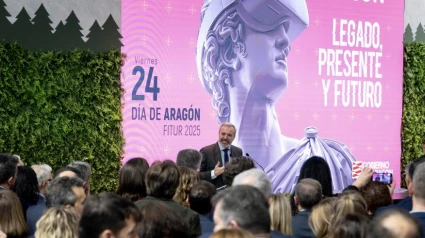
[0,42,124,193]
[402,42,425,183]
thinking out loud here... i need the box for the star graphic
[164,145,170,155]
[164,73,171,82]
[166,36,172,46]
[139,146,146,153]
[349,145,355,152]
[189,4,195,15]
[188,74,195,83]
[386,25,392,32]
[189,38,195,47]
[314,17,320,26]
[384,145,389,151]
[142,0,149,11]
[211,110,217,119]
[349,113,355,121]
[166,2,172,13]
[384,114,390,121]
[293,112,300,120]
[141,35,147,45]
[313,80,319,87]
[313,113,319,120]
[366,145,372,152]
[367,113,373,121]
[332,113,337,121]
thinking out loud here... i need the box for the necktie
[223,148,229,164]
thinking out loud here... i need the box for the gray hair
[413,163,425,201]
[32,164,52,186]
[176,149,202,170]
[219,123,237,134]
[295,178,322,209]
[45,176,84,208]
[212,185,270,234]
[68,161,91,182]
[232,168,271,198]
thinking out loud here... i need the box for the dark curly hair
[223,156,255,186]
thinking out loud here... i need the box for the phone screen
[372,172,393,185]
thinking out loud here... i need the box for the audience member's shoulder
[376,196,412,215]
[200,143,216,151]
[271,230,292,238]
[134,196,155,208]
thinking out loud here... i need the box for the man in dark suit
[292,178,322,238]
[135,160,201,238]
[199,123,243,188]
[376,156,425,215]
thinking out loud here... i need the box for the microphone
[246,153,265,171]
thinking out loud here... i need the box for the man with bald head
[367,208,422,238]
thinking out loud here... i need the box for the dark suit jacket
[199,214,214,235]
[411,212,425,238]
[292,210,314,238]
[375,196,412,215]
[26,194,46,236]
[135,196,201,238]
[199,142,243,188]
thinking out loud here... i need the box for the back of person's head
[117,157,149,202]
[309,197,337,238]
[79,192,141,238]
[294,178,322,210]
[232,168,271,198]
[413,163,425,201]
[13,165,39,205]
[145,160,180,199]
[210,229,255,238]
[176,149,202,170]
[360,181,392,215]
[408,155,425,181]
[366,208,423,238]
[189,180,217,215]
[212,185,271,234]
[54,166,83,179]
[333,191,368,224]
[298,156,333,197]
[0,153,19,188]
[139,201,189,238]
[330,213,368,238]
[35,207,78,238]
[223,156,255,186]
[173,166,199,207]
[0,189,28,237]
[68,161,91,182]
[31,164,52,189]
[45,176,84,209]
[269,194,292,236]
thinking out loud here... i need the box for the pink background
[121,0,404,183]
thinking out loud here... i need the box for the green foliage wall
[402,42,425,181]
[0,42,124,193]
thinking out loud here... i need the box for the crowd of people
[0,124,425,238]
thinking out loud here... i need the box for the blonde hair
[0,190,28,237]
[35,207,78,238]
[309,197,336,238]
[333,191,368,225]
[210,229,255,238]
[173,167,199,207]
[269,194,292,235]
